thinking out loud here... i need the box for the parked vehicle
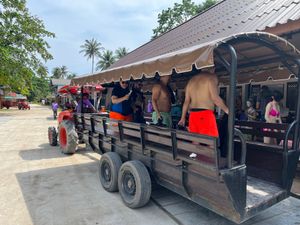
[48,32,300,224]
[18,100,30,110]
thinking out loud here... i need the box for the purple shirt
[77,99,94,113]
[52,102,59,111]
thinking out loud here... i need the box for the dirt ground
[1,104,300,225]
[0,105,177,225]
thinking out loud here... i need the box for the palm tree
[67,73,76,79]
[115,47,129,60]
[51,67,63,79]
[80,38,103,73]
[96,50,116,71]
[60,65,68,79]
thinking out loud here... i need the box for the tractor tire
[58,120,78,154]
[118,160,152,208]
[99,152,122,192]
[48,127,58,146]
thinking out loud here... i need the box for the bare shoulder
[152,84,161,92]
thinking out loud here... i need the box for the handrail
[234,128,247,165]
[284,120,298,152]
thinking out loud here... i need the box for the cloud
[26,0,204,75]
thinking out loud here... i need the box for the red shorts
[109,111,133,122]
[188,110,219,137]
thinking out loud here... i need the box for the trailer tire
[99,152,122,192]
[48,127,57,146]
[58,120,78,154]
[118,160,151,208]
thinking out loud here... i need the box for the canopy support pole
[221,44,237,169]
[293,59,300,149]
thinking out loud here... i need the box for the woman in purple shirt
[77,93,96,113]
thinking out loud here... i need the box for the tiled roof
[110,0,300,69]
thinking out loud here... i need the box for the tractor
[47,84,105,154]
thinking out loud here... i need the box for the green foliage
[115,47,129,60]
[28,75,51,102]
[80,38,103,73]
[152,0,217,39]
[51,66,76,79]
[96,50,116,71]
[0,0,54,95]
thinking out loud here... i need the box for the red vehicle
[18,100,30,110]
[48,84,105,153]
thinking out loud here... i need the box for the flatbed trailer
[50,32,300,224]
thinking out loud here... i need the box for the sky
[26,0,204,77]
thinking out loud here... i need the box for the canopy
[72,32,300,86]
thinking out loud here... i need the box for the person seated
[151,75,173,128]
[178,69,229,137]
[130,82,145,123]
[109,80,133,121]
[77,93,96,113]
[246,100,257,121]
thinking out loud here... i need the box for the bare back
[186,73,217,110]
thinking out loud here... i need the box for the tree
[51,67,63,79]
[152,0,217,39]
[67,73,76,79]
[96,50,116,71]
[80,38,103,73]
[115,47,129,60]
[0,0,54,94]
[51,66,75,79]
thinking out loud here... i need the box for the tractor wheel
[48,127,58,146]
[118,160,152,208]
[58,120,78,154]
[99,152,122,192]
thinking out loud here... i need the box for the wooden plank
[235,121,289,130]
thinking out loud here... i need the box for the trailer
[49,32,300,224]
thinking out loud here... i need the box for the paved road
[0,105,300,225]
[0,105,177,225]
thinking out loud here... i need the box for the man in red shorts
[178,70,228,137]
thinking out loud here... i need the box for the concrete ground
[0,105,177,225]
[0,104,300,225]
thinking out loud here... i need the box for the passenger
[178,70,229,137]
[130,82,146,123]
[109,80,133,122]
[77,93,96,113]
[246,100,257,121]
[264,91,282,144]
[151,76,173,128]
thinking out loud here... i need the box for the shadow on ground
[19,143,99,162]
[16,162,161,225]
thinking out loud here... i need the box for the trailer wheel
[99,152,122,192]
[118,160,151,208]
[48,127,57,146]
[58,120,78,154]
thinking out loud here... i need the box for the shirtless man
[178,71,228,137]
[152,76,172,127]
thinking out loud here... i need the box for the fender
[58,110,73,124]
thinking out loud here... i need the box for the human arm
[178,86,191,126]
[208,76,229,114]
[152,85,161,118]
[111,95,130,104]
[264,102,271,122]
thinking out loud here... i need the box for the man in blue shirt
[110,80,133,121]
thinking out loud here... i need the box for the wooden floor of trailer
[152,178,300,225]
